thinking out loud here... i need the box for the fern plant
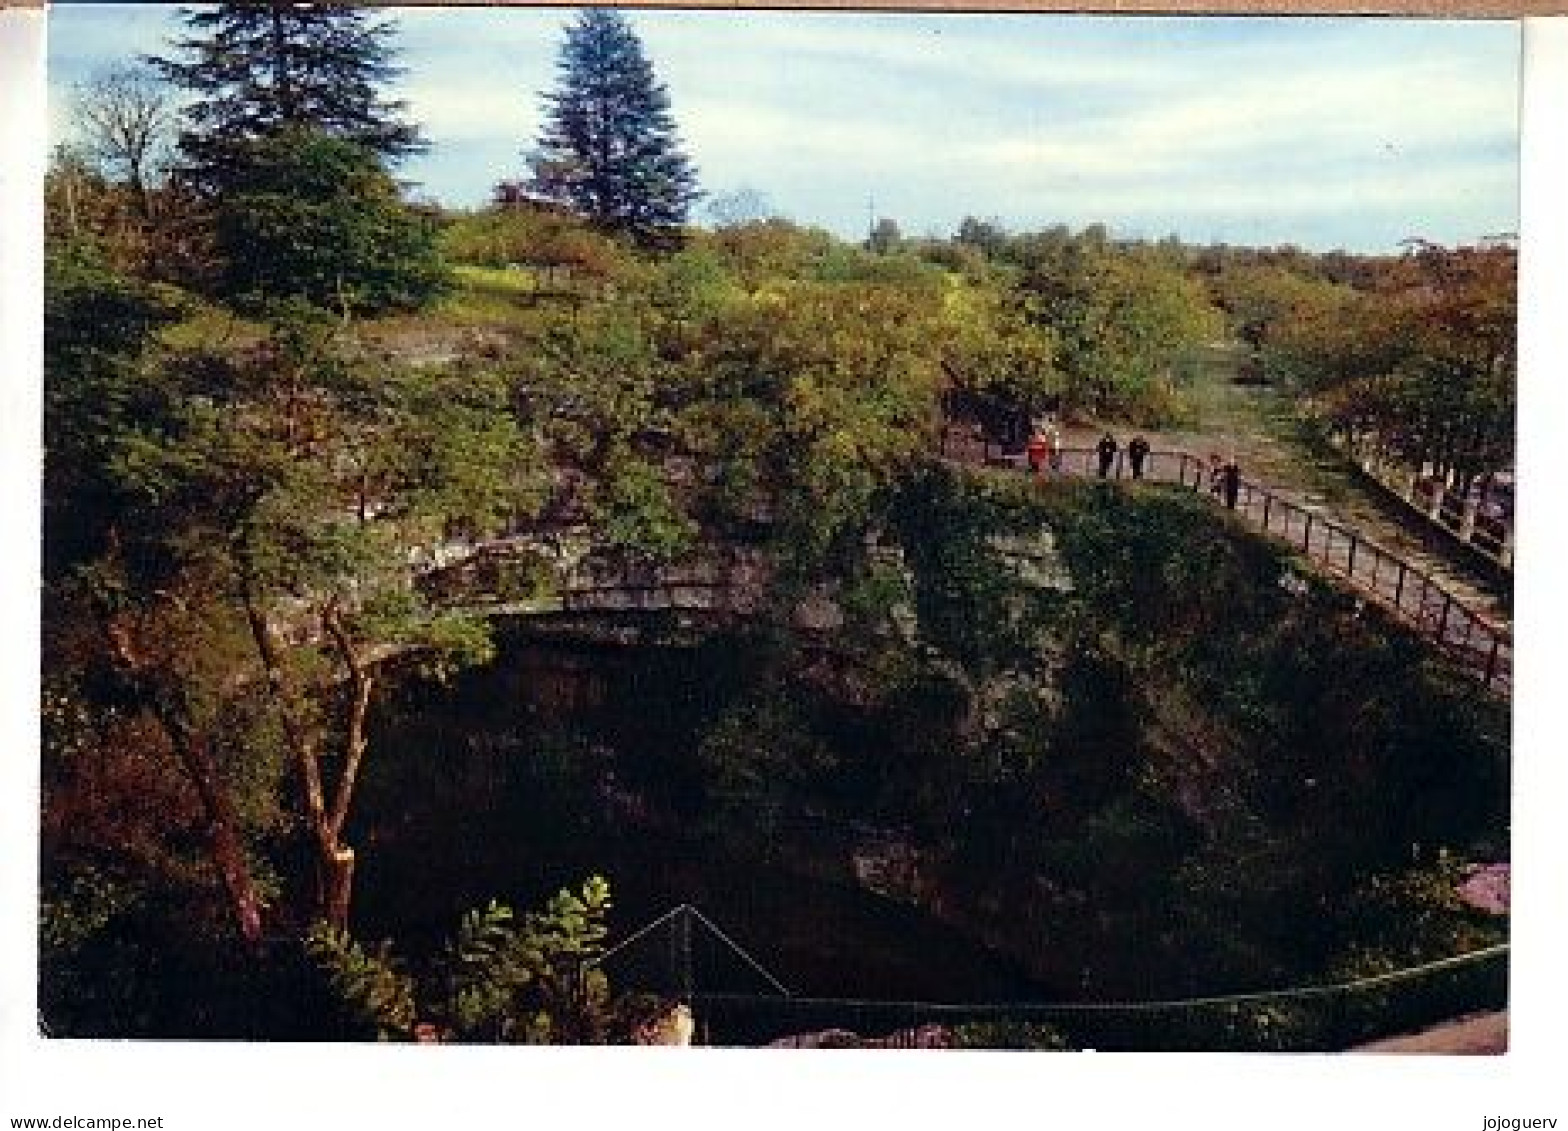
[304,924,416,1041]
[304,876,616,1044]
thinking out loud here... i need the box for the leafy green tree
[44,238,178,574]
[1016,228,1221,422]
[104,305,544,931]
[527,8,700,245]
[43,238,298,951]
[705,218,836,294]
[954,215,1009,259]
[1211,262,1351,354]
[306,877,617,1043]
[214,127,448,317]
[151,2,423,192]
[591,446,700,563]
[1264,242,1515,491]
[939,279,1059,426]
[302,927,417,1040]
[672,278,947,574]
[45,244,263,925]
[440,205,629,279]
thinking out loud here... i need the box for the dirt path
[1061,346,1512,629]
[1352,1010,1508,1054]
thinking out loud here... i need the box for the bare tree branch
[73,63,174,209]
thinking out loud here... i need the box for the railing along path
[939,429,1511,697]
[596,900,1507,1051]
[410,434,1510,696]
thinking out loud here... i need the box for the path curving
[940,427,1511,697]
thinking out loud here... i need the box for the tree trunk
[104,612,267,947]
[238,577,341,933]
[319,605,375,931]
[148,696,266,946]
[319,844,356,934]
[195,761,267,946]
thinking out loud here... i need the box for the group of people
[1023,425,1244,509]
[1091,432,1152,480]
[1026,426,1153,480]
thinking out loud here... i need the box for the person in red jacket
[1026,429,1049,477]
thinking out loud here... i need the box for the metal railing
[696,944,1507,1052]
[1330,434,1513,571]
[938,428,1511,696]
[413,431,1512,695]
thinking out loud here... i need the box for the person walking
[1222,458,1242,509]
[1047,421,1063,473]
[1128,435,1150,480]
[1096,432,1119,478]
[1026,428,1049,477]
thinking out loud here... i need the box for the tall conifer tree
[527,9,699,245]
[151,3,423,191]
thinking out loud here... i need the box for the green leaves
[44,239,181,574]
[304,923,417,1041]
[940,278,1059,413]
[1016,229,1221,423]
[307,878,616,1044]
[591,447,699,564]
[152,4,423,191]
[214,128,449,316]
[1264,243,1515,486]
[40,866,140,958]
[434,876,616,1044]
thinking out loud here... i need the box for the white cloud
[401,78,537,146]
[979,57,1515,179]
[41,7,1519,251]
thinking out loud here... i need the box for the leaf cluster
[305,877,617,1044]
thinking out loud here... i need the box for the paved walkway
[1054,357,1511,630]
[944,429,1511,695]
[1063,422,1511,629]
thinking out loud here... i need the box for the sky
[47,6,1521,253]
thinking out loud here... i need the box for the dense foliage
[1012,226,1221,422]
[1259,242,1516,491]
[151,2,423,191]
[306,877,616,1043]
[42,8,1512,1045]
[213,127,448,314]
